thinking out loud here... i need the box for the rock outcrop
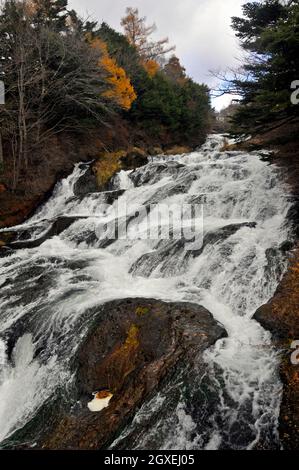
[120,147,148,170]
[254,246,299,450]
[3,298,226,450]
[73,166,98,196]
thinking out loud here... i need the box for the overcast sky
[69,0,250,110]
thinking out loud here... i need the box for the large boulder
[3,298,226,450]
[73,166,98,197]
[120,148,148,170]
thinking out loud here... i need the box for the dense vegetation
[0,1,211,189]
[226,0,299,137]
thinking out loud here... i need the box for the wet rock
[67,189,125,208]
[3,298,226,450]
[254,252,299,339]
[130,161,185,187]
[103,190,126,205]
[73,167,98,197]
[5,216,90,250]
[130,222,257,277]
[0,246,13,258]
[120,148,148,170]
[254,246,299,449]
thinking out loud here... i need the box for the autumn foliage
[142,60,160,78]
[121,7,175,62]
[90,37,137,110]
[0,0,212,193]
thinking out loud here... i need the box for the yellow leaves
[135,306,150,316]
[89,36,137,111]
[101,56,137,110]
[142,60,159,78]
[92,151,125,189]
[124,324,140,350]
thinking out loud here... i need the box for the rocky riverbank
[234,118,299,450]
[1,128,297,449]
[255,247,299,450]
[0,126,191,233]
[1,298,226,450]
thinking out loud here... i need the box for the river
[0,135,292,449]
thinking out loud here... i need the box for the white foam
[0,135,291,447]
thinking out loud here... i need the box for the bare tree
[0,0,108,188]
[121,7,175,62]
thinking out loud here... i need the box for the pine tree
[229,0,299,135]
[30,0,69,31]
[164,56,187,84]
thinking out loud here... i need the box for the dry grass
[165,145,191,156]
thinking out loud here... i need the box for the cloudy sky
[69,0,250,110]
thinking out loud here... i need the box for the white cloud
[69,0,248,110]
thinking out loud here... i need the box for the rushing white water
[0,135,292,448]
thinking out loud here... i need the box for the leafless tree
[0,0,108,188]
[121,7,175,63]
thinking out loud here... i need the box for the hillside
[0,2,212,229]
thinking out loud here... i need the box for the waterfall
[0,135,292,449]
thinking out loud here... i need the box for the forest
[222,0,299,137]
[0,0,211,191]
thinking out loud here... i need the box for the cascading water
[0,135,292,449]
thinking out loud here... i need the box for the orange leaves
[142,60,159,78]
[101,56,137,110]
[89,36,108,55]
[24,1,37,16]
[90,36,137,111]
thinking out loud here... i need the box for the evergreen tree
[0,0,212,188]
[164,55,187,84]
[30,0,69,31]
[229,0,299,136]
